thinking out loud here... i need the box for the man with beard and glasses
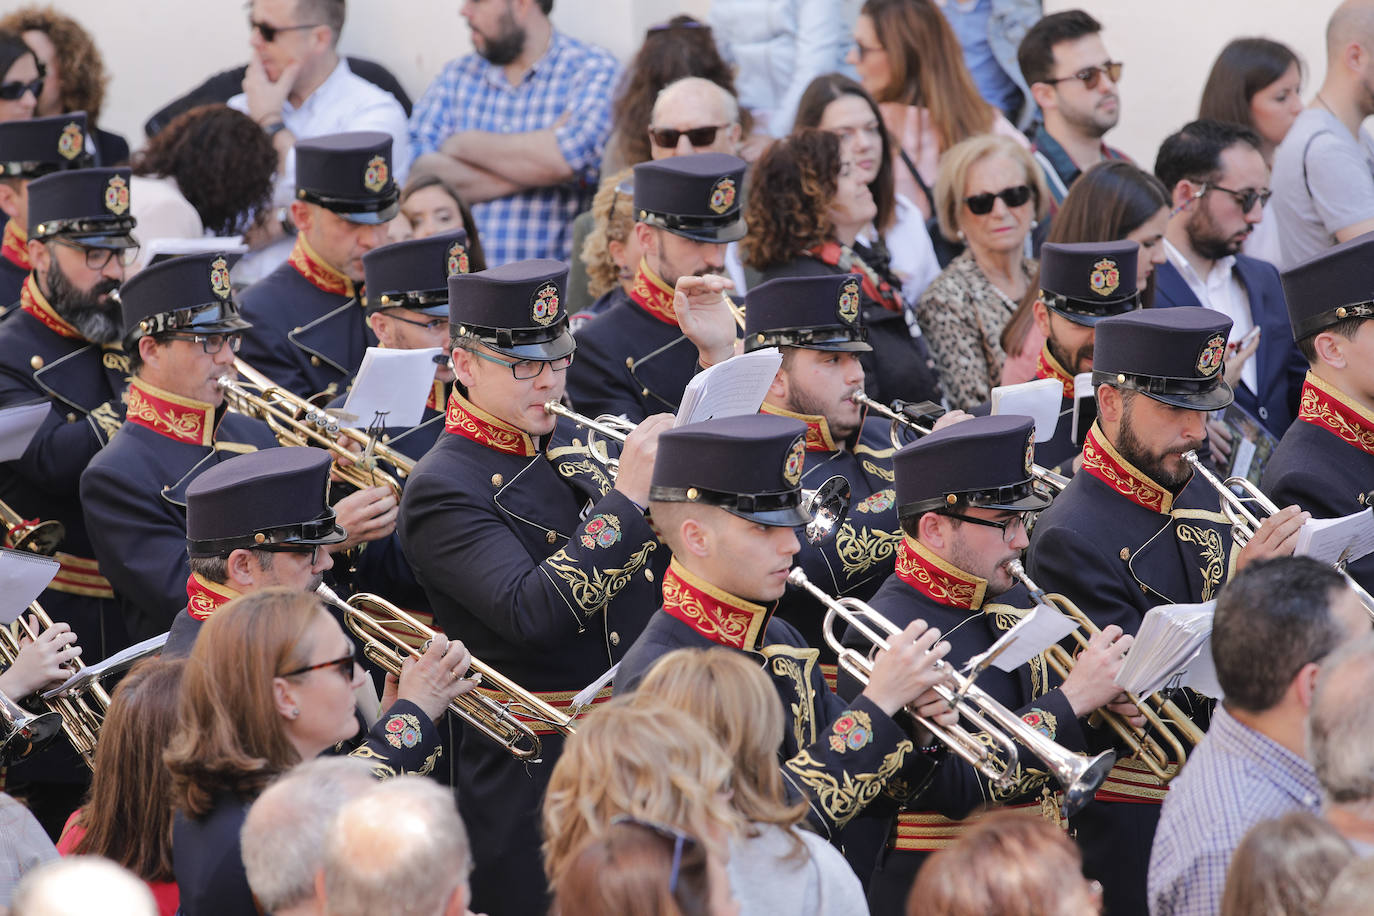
[408,0,618,267]
[1154,119,1305,442]
[1025,306,1309,916]
[1018,10,1131,214]
[566,153,744,422]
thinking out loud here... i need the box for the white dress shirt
[1163,239,1257,395]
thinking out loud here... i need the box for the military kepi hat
[27,167,138,248]
[119,252,251,347]
[185,447,347,557]
[363,228,471,316]
[744,274,871,353]
[1092,307,1234,411]
[634,152,747,244]
[450,258,574,361]
[1280,234,1374,341]
[651,414,812,527]
[1039,240,1141,325]
[0,112,91,178]
[295,131,399,225]
[895,414,1050,519]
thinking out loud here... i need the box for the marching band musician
[397,259,686,916]
[853,414,1138,915]
[0,113,91,312]
[566,152,744,422]
[237,131,397,401]
[1024,306,1307,916]
[1262,236,1374,591]
[614,415,956,871]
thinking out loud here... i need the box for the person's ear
[1029,81,1057,112]
[137,335,163,372]
[271,676,299,723]
[1313,330,1348,370]
[0,182,21,222]
[1032,299,1052,338]
[678,515,713,559]
[1097,383,1124,424]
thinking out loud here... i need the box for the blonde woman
[636,648,868,916]
[573,169,642,330]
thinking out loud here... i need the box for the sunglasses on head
[1044,61,1123,91]
[648,124,729,149]
[963,184,1034,215]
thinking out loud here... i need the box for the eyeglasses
[852,40,885,61]
[249,19,322,42]
[52,238,140,270]
[963,184,1034,215]
[648,124,731,148]
[384,312,450,333]
[610,816,698,895]
[161,332,244,355]
[0,75,44,102]
[943,511,1037,543]
[259,543,322,565]
[1043,61,1123,91]
[1201,182,1272,213]
[470,348,574,380]
[280,642,362,680]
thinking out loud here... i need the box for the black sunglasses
[1044,61,1123,91]
[249,19,321,42]
[648,124,729,149]
[280,642,362,679]
[1202,182,1272,214]
[0,75,44,102]
[963,184,1034,215]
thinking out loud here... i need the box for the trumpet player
[1025,306,1307,916]
[854,413,1140,915]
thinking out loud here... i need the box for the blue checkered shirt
[1147,704,1323,916]
[408,31,619,267]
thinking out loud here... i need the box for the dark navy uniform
[0,221,28,315]
[566,153,746,422]
[1026,308,1236,916]
[399,260,667,916]
[238,132,398,400]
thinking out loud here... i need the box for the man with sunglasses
[398,259,679,916]
[1018,10,1130,213]
[0,113,91,311]
[1155,119,1305,443]
[648,77,743,159]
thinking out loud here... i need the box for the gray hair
[652,76,739,127]
[241,757,377,912]
[11,856,157,916]
[1309,633,1374,804]
[322,776,472,916]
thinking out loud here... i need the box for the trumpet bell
[802,475,851,544]
[0,694,62,765]
[5,518,64,556]
[1057,749,1116,818]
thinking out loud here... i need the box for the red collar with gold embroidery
[1080,422,1175,514]
[628,259,678,327]
[1036,345,1075,400]
[444,390,537,457]
[761,403,837,452]
[661,560,773,651]
[1,221,28,272]
[425,380,447,413]
[125,378,216,446]
[894,536,987,610]
[288,235,354,298]
[1298,372,1374,457]
[186,573,242,622]
[20,275,82,340]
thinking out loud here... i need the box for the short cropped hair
[1017,9,1103,87]
[294,0,344,41]
[1220,811,1353,916]
[1310,633,1374,805]
[11,857,157,916]
[1153,119,1264,192]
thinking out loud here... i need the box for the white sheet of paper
[675,348,783,427]
[342,347,444,430]
[43,632,169,699]
[990,378,1063,443]
[1071,372,1095,444]
[0,550,60,625]
[983,603,1079,673]
[1181,639,1223,699]
[1295,509,1374,567]
[1231,435,1257,483]
[0,402,52,462]
[1116,600,1216,696]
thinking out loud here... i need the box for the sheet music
[1116,600,1216,697]
[43,632,169,699]
[342,347,444,430]
[1295,509,1374,567]
[675,348,782,426]
[982,602,1079,673]
[0,550,60,625]
[0,402,52,462]
[990,378,1063,443]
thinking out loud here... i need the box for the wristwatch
[262,119,288,139]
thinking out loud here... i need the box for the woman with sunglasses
[916,134,1049,411]
[0,30,41,123]
[166,588,475,916]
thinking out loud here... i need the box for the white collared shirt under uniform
[1163,239,1257,396]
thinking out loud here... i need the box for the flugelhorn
[0,686,61,764]
[1006,560,1204,783]
[315,584,576,762]
[0,498,63,556]
[792,568,1115,818]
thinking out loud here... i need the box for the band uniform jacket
[1262,372,1374,590]
[850,538,1086,915]
[1025,422,1227,916]
[80,378,276,640]
[0,220,27,318]
[237,236,375,400]
[173,699,445,916]
[398,392,667,916]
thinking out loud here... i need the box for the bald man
[647,77,743,159]
[1270,0,1374,268]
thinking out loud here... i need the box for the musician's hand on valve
[674,275,737,368]
[931,410,974,432]
[331,485,398,550]
[0,615,79,697]
[392,632,478,722]
[1105,696,1146,731]
[1236,504,1308,570]
[332,432,365,467]
[612,413,674,508]
[1060,624,1133,717]
[862,620,951,718]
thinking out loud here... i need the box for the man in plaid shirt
[409,0,618,267]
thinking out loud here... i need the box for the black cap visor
[1043,289,1142,327]
[898,480,1051,520]
[131,301,252,341]
[298,188,400,225]
[640,211,747,244]
[462,325,576,362]
[1093,370,1235,411]
[649,485,812,527]
[366,287,449,316]
[747,325,872,353]
[186,508,347,557]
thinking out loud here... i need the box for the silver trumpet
[1183,450,1374,620]
[0,687,62,765]
[790,567,1115,818]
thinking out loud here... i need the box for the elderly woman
[916,134,1048,411]
[165,588,474,916]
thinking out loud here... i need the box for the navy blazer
[1153,257,1305,438]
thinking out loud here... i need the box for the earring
[290,707,300,719]
[1030,219,1039,230]
[956,229,966,241]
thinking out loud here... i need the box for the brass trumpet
[0,498,63,556]
[220,359,412,500]
[1182,450,1374,620]
[315,584,577,762]
[793,568,1115,818]
[1006,561,1204,783]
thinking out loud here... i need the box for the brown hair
[70,657,185,882]
[860,0,997,153]
[1199,39,1302,146]
[740,130,841,271]
[582,168,635,299]
[399,172,488,272]
[793,73,897,233]
[933,134,1049,244]
[0,6,108,123]
[1221,811,1353,916]
[165,588,322,819]
[554,821,715,916]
